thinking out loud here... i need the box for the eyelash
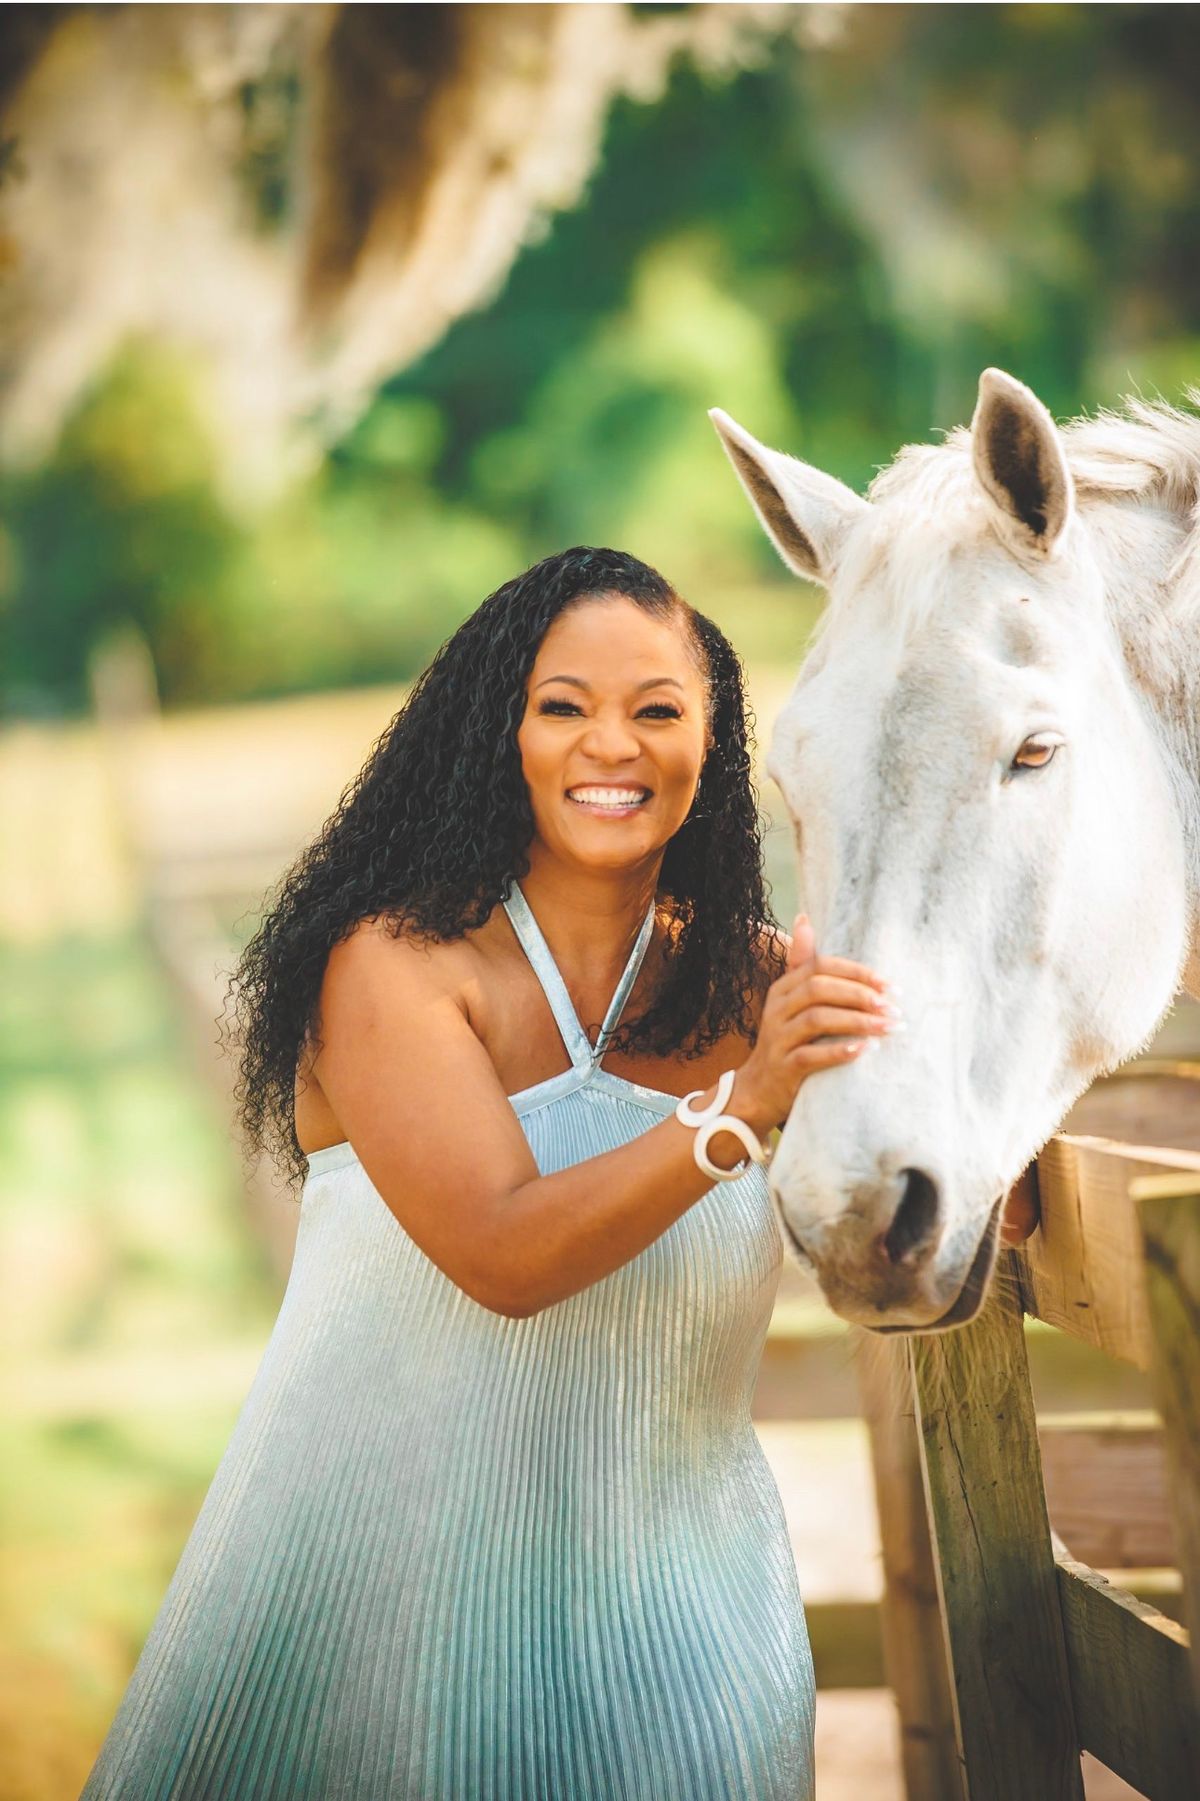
[537,699,683,720]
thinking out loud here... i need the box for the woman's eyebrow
[534,675,685,692]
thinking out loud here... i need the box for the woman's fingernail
[885,1019,907,1033]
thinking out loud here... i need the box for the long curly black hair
[225,546,785,1189]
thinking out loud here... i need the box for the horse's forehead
[777,600,1066,793]
[779,668,966,802]
[802,522,1070,707]
[793,615,1041,723]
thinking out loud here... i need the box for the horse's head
[712,368,1192,1331]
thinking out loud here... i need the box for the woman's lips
[565,785,651,817]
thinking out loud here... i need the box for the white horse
[711,369,1200,1332]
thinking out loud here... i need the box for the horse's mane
[868,388,1200,516]
[809,389,1200,651]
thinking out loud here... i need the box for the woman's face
[517,595,711,877]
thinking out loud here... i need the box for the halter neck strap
[501,881,657,1074]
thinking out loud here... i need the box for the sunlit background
[3,5,1199,1797]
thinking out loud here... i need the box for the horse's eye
[1011,734,1062,773]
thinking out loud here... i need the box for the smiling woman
[80,546,895,1801]
[519,596,712,867]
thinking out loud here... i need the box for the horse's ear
[971,368,1074,558]
[708,409,868,585]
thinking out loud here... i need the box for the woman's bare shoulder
[320,912,484,1013]
[297,913,500,1148]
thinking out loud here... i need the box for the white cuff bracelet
[674,1070,769,1183]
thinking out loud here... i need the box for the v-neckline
[501,880,657,1075]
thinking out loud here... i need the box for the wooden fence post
[910,1260,1084,1800]
[1133,1175,1200,1705]
[856,1331,963,1801]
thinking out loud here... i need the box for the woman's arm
[312,920,891,1318]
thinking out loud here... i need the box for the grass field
[0,929,279,1798]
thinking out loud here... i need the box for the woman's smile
[565,784,652,816]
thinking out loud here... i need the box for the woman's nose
[580,717,641,761]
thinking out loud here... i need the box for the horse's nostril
[880,1168,941,1267]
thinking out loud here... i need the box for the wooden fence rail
[861,1133,1200,1800]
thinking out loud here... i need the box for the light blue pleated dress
[81,881,815,1800]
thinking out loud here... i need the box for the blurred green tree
[3,5,1199,714]
[0,347,240,714]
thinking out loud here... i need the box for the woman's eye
[1010,735,1062,773]
[536,699,681,720]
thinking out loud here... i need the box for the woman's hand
[732,914,898,1134]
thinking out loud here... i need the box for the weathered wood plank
[856,1331,963,1800]
[911,1263,1084,1800]
[796,1579,1184,1691]
[1055,1549,1199,1800]
[1020,1136,1200,1369]
[1134,1176,1200,1707]
[1039,1412,1175,1570]
[1062,1063,1200,1155]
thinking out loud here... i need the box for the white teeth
[567,787,648,808]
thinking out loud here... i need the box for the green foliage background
[5,3,1199,715]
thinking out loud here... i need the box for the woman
[81,546,897,1801]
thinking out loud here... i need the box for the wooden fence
[860,1127,1200,1800]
